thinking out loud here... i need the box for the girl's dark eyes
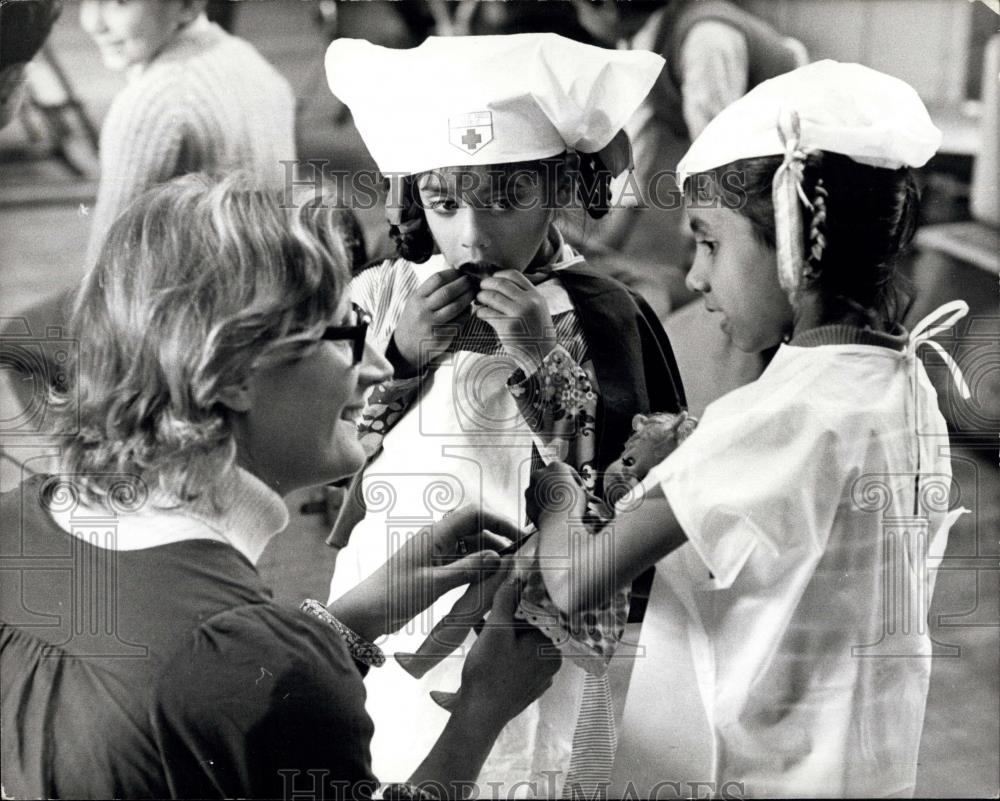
[696,239,717,255]
[427,197,514,211]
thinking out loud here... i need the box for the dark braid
[805,178,828,276]
[387,175,435,263]
[800,152,917,328]
[575,151,614,219]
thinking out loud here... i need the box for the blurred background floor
[1,2,997,797]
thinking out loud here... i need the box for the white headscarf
[676,60,942,297]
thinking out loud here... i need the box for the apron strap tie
[906,300,971,399]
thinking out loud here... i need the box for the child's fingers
[433,288,478,322]
[397,614,474,678]
[417,268,464,298]
[398,565,511,678]
[475,289,519,317]
[487,575,521,624]
[426,274,476,310]
[479,273,530,301]
[482,270,533,293]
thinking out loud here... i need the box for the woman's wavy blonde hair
[56,173,351,504]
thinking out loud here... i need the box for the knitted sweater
[87,15,296,263]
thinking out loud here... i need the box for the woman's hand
[392,269,477,376]
[396,555,516,679]
[454,575,561,723]
[475,269,558,374]
[327,505,521,642]
[407,577,562,793]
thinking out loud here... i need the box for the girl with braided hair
[322,34,687,792]
[528,61,972,798]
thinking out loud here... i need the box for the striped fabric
[450,309,588,362]
[562,672,618,799]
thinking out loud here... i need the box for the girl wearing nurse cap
[528,60,972,798]
[322,34,687,791]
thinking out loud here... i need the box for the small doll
[518,410,697,671]
[603,411,699,511]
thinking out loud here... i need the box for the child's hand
[393,269,477,375]
[526,462,588,528]
[476,270,558,374]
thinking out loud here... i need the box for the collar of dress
[48,466,288,564]
[535,226,586,275]
[788,323,909,350]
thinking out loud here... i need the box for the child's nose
[458,209,492,259]
[686,259,710,294]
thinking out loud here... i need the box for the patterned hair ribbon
[772,108,814,297]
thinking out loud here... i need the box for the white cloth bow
[907,300,971,399]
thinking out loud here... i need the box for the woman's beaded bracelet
[299,599,386,668]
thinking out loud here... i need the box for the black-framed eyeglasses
[321,303,370,365]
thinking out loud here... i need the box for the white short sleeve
[349,260,419,355]
[641,399,846,589]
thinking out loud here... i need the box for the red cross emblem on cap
[449,111,494,155]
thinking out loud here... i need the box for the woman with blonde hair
[0,173,558,800]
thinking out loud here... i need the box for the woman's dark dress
[0,475,377,799]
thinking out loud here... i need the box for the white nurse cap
[325,34,664,176]
[676,61,942,297]
[676,60,942,186]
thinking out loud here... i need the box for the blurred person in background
[0,0,65,415]
[3,0,303,419]
[78,0,295,262]
[0,0,62,131]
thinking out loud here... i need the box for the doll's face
[416,165,557,282]
[604,415,688,507]
[605,436,668,507]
